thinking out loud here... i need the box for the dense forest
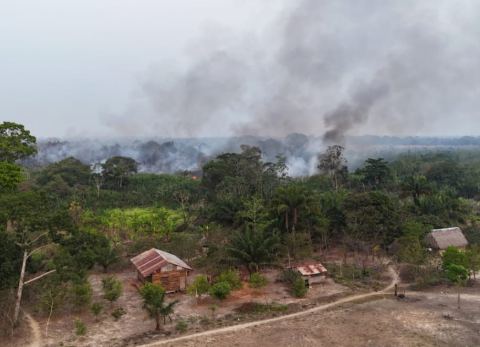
[1,121,480,337]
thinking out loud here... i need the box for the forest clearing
[2,119,480,347]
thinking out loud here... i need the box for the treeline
[2,121,480,335]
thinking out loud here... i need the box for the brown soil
[157,294,480,347]
[27,268,350,347]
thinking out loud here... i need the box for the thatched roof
[425,227,468,250]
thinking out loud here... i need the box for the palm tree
[227,228,280,274]
[273,184,311,234]
[140,283,178,331]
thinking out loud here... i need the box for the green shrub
[175,320,188,333]
[281,269,301,285]
[292,278,308,298]
[111,307,127,321]
[209,281,231,300]
[187,275,211,298]
[71,281,92,309]
[102,276,123,303]
[249,272,268,288]
[90,302,103,320]
[217,269,242,290]
[280,269,308,297]
[74,319,87,336]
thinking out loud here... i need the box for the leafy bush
[217,269,242,290]
[111,307,127,321]
[74,319,87,336]
[71,281,92,309]
[102,276,123,303]
[280,268,308,297]
[292,278,308,298]
[175,320,188,333]
[187,275,210,298]
[280,269,302,285]
[442,246,468,269]
[249,272,268,288]
[90,302,103,320]
[209,281,231,300]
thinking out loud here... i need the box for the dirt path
[142,266,399,347]
[24,311,42,347]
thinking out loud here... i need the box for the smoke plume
[104,0,480,144]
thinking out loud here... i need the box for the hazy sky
[1,0,480,139]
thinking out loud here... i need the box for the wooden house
[130,248,192,292]
[291,263,328,286]
[425,227,468,251]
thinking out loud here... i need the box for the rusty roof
[294,263,328,276]
[130,248,192,277]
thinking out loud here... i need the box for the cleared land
[156,294,480,347]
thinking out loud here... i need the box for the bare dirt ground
[32,268,350,347]
[155,294,480,347]
[3,314,35,347]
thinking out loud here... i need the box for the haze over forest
[2,0,480,141]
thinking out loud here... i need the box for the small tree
[442,246,468,269]
[209,281,231,300]
[227,228,279,274]
[187,275,210,303]
[96,242,119,273]
[466,245,480,279]
[445,264,468,309]
[292,277,308,298]
[102,276,122,304]
[140,283,178,331]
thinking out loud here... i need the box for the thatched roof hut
[425,227,468,250]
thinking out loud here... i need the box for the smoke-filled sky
[2,0,480,140]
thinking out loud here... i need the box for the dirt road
[141,266,399,347]
[24,311,41,347]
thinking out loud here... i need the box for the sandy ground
[32,268,350,347]
[160,294,480,347]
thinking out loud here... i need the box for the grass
[235,302,288,315]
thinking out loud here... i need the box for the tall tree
[317,145,348,191]
[102,156,137,189]
[0,161,23,192]
[273,184,312,234]
[0,192,61,325]
[359,158,391,188]
[401,175,430,206]
[0,121,37,162]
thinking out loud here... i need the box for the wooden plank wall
[152,270,187,292]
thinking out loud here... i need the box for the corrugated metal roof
[426,227,468,250]
[294,263,328,276]
[130,248,192,277]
